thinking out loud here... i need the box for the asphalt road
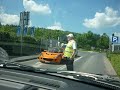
[19,51,117,75]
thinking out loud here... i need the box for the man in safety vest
[63,33,77,71]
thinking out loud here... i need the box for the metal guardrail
[10,54,40,62]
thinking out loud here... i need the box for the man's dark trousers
[65,58,74,71]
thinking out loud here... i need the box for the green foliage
[97,33,109,49]
[0,25,109,51]
[0,31,11,41]
[109,54,120,77]
[68,31,109,50]
[0,31,18,42]
[23,36,37,44]
[0,25,19,42]
[110,51,120,54]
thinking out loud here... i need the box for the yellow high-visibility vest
[64,40,75,58]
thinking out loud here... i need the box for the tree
[0,24,110,50]
[0,22,1,27]
[97,33,109,49]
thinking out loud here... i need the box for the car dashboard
[0,68,115,90]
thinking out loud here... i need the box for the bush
[0,31,38,44]
[0,31,19,42]
[0,31,11,42]
[111,51,120,54]
[23,36,37,44]
[83,45,91,50]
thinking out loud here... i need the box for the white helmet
[67,33,74,37]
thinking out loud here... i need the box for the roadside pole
[108,36,111,60]
[20,11,30,56]
[20,12,23,56]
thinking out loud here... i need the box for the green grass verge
[108,54,120,77]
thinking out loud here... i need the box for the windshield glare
[0,0,120,80]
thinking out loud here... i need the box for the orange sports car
[38,47,64,64]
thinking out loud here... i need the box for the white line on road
[32,57,83,70]
[57,56,83,70]
[87,51,93,53]
[74,56,83,62]
[57,65,66,70]
[32,62,43,67]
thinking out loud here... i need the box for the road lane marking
[74,56,83,62]
[32,57,83,69]
[57,56,83,70]
[57,65,66,70]
[32,62,43,67]
[87,51,93,53]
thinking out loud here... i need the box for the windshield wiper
[1,62,120,83]
[57,71,120,81]
[95,74,120,85]
[0,62,102,82]
[0,62,57,73]
[0,62,120,89]
[55,71,120,90]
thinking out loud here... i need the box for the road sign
[31,27,35,36]
[23,27,27,36]
[112,36,118,43]
[19,11,30,56]
[17,26,21,36]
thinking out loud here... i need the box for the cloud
[83,7,120,29]
[47,22,64,30]
[0,6,32,26]
[0,14,33,26]
[0,6,19,25]
[0,12,33,26]
[23,0,51,14]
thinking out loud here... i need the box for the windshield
[0,0,120,80]
[48,47,63,53]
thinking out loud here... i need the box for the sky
[0,0,120,36]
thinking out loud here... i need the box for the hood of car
[41,52,62,58]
